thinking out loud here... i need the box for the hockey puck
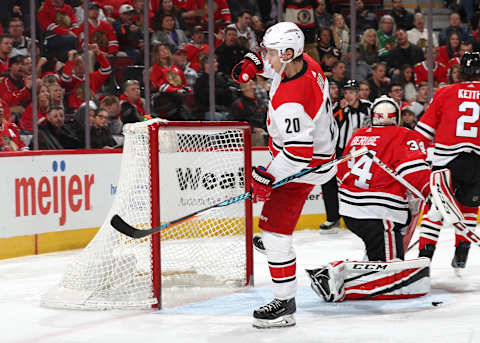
[431,301,443,306]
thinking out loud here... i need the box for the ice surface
[1,228,480,343]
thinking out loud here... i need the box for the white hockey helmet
[261,21,304,63]
[371,95,400,126]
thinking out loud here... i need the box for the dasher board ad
[0,153,120,238]
[159,151,246,221]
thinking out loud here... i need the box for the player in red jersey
[305,96,460,302]
[415,52,480,272]
[231,22,338,328]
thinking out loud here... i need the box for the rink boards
[0,148,329,259]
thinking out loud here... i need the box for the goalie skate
[305,264,345,302]
[252,298,296,328]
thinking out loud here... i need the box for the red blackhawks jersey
[262,53,338,185]
[60,52,112,110]
[338,126,430,224]
[150,63,188,92]
[413,61,447,86]
[79,20,119,54]
[38,0,80,37]
[184,43,208,72]
[415,81,480,166]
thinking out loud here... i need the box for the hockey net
[41,119,253,310]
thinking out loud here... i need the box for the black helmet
[343,79,359,91]
[460,52,480,75]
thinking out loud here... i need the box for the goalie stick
[366,151,480,249]
[111,147,369,238]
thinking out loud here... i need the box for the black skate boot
[452,241,471,273]
[252,298,296,328]
[253,235,266,255]
[418,243,436,260]
[319,219,340,234]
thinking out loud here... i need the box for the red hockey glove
[231,52,263,84]
[251,166,275,203]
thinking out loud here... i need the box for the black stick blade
[110,215,152,238]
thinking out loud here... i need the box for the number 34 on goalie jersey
[340,126,430,191]
[338,126,431,222]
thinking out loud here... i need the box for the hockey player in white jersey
[232,22,338,328]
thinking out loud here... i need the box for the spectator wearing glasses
[387,83,407,109]
[90,107,117,149]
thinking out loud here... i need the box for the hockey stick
[366,152,480,249]
[111,147,369,238]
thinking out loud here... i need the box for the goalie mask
[371,95,400,126]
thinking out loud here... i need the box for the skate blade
[252,315,296,329]
[319,227,339,235]
[453,267,465,277]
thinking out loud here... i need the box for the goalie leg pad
[343,258,431,300]
[430,169,464,224]
[419,202,443,253]
[262,230,297,300]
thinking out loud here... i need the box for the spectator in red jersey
[35,106,81,150]
[120,79,146,117]
[60,44,112,112]
[0,55,32,111]
[184,26,208,72]
[0,100,26,151]
[151,14,188,52]
[200,0,232,25]
[19,82,50,132]
[174,0,206,27]
[436,31,461,66]
[90,107,117,148]
[113,4,144,63]
[414,48,447,87]
[447,40,473,70]
[150,44,192,120]
[152,0,186,31]
[130,0,155,30]
[0,35,13,75]
[80,2,119,56]
[7,17,31,58]
[215,27,248,76]
[37,0,79,62]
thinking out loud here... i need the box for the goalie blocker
[306,258,430,302]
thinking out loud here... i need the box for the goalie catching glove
[231,52,263,83]
[251,166,274,203]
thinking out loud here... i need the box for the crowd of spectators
[0,0,478,152]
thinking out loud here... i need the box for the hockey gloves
[231,52,263,84]
[251,166,274,203]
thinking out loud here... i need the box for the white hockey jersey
[261,53,339,185]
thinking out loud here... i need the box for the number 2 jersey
[415,81,480,166]
[261,53,339,185]
[337,126,431,225]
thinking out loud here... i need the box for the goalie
[306,96,463,302]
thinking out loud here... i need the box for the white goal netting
[41,119,251,310]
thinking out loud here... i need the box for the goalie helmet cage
[41,119,253,310]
